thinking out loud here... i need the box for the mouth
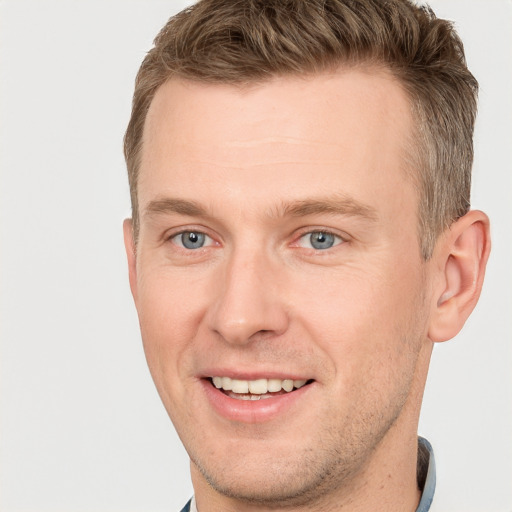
[208,376,313,401]
[201,374,315,423]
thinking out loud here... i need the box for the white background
[0,1,511,511]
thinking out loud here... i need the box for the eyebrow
[280,195,378,221]
[143,195,378,222]
[144,198,208,219]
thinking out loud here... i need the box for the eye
[171,231,213,250]
[297,231,343,250]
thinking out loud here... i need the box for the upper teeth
[212,377,307,394]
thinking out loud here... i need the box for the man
[122,0,490,510]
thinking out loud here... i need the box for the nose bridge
[207,241,288,345]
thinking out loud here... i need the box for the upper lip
[198,369,313,381]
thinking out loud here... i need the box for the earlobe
[428,210,491,343]
[123,218,138,301]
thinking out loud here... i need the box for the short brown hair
[124,0,478,258]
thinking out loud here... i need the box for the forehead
[139,68,416,218]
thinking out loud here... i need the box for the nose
[206,247,289,345]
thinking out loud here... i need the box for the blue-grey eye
[310,231,335,249]
[298,231,341,250]
[174,231,208,249]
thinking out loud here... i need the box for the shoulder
[179,499,191,512]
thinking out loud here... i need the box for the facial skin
[124,69,490,511]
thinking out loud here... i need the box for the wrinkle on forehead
[143,77,413,174]
[223,136,341,149]
[148,157,355,170]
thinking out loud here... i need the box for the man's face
[126,70,435,505]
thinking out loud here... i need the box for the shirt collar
[415,436,436,512]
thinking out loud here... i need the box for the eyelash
[292,228,346,251]
[165,227,347,253]
[168,229,216,250]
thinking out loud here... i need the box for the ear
[428,210,491,343]
[123,218,138,302]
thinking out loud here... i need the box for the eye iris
[181,232,205,249]
[310,231,335,250]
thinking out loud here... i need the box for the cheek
[292,264,427,431]
[135,266,208,384]
[137,254,208,329]
[289,260,427,376]
[134,269,212,429]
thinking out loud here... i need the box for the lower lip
[200,379,313,423]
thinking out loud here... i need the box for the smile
[210,376,310,400]
[202,375,315,422]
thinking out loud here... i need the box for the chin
[196,460,329,506]
[189,436,361,508]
